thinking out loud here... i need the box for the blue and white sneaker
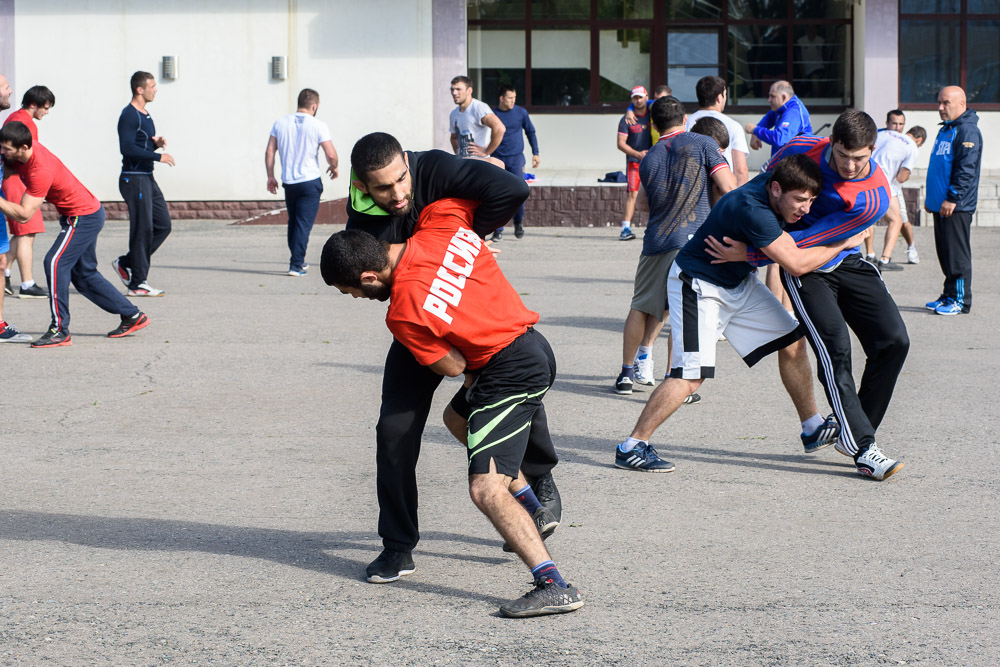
[925,296,948,311]
[935,299,964,316]
[619,227,636,241]
[614,442,675,472]
[801,414,840,454]
[633,355,655,386]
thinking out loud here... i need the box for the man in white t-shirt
[685,76,749,186]
[265,88,339,276]
[866,120,926,271]
[448,76,505,158]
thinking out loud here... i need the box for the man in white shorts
[614,154,866,472]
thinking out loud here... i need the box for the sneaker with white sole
[365,548,415,584]
[4,275,14,295]
[906,247,919,264]
[619,228,635,241]
[854,444,903,481]
[0,322,32,343]
[499,580,584,618]
[18,283,49,299]
[801,414,840,454]
[935,299,964,316]
[613,373,634,395]
[925,296,947,311]
[111,258,131,287]
[127,282,165,297]
[614,442,675,472]
[633,355,655,386]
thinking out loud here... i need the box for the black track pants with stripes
[780,254,909,455]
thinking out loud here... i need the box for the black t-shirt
[345,150,529,242]
[675,173,785,288]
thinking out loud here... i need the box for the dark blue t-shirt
[675,173,785,288]
[618,112,651,163]
[639,131,729,256]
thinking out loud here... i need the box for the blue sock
[513,485,542,515]
[531,560,568,588]
[619,364,635,379]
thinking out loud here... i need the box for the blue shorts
[0,212,8,254]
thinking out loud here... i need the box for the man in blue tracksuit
[490,84,539,240]
[925,86,983,316]
[744,80,813,158]
[113,71,175,297]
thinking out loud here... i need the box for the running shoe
[4,275,12,295]
[0,322,32,343]
[633,355,656,386]
[906,247,920,264]
[531,471,562,523]
[613,374,634,395]
[514,221,525,239]
[111,258,131,287]
[18,283,49,299]
[925,296,948,311]
[854,444,903,481]
[365,548,415,584]
[30,327,71,348]
[499,580,584,618]
[491,228,503,242]
[504,505,560,553]
[614,442,675,472]
[108,312,149,338]
[878,259,903,272]
[801,414,840,454]
[834,438,852,457]
[127,282,165,297]
[683,393,701,405]
[619,228,635,241]
[865,253,876,262]
[287,268,307,276]
[935,299,964,316]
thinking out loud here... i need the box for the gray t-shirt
[450,99,494,157]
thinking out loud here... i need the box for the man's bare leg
[778,338,820,422]
[11,234,37,284]
[631,377,704,441]
[878,198,904,263]
[623,189,638,225]
[469,463,550,568]
[765,264,792,311]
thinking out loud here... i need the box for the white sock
[636,345,652,361]
[621,220,631,229]
[907,244,916,250]
[21,280,34,290]
[801,413,824,434]
[619,436,645,453]
[4,270,9,278]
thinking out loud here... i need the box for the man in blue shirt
[744,81,812,157]
[925,85,983,316]
[112,71,175,297]
[490,84,539,240]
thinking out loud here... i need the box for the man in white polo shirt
[265,88,339,276]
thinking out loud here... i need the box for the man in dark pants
[490,84,539,240]
[112,71,174,297]
[343,132,561,583]
[925,85,983,316]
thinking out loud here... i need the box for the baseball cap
[630,86,648,98]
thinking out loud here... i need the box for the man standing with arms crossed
[925,86,983,316]
[112,71,174,297]
[489,84,539,241]
[0,73,32,343]
[265,88,339,276]
[3,85,55,299]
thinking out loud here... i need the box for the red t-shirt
[386,198,539,370]
[3,108,39,142]
[17,142,100,217]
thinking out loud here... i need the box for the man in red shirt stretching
[320,198,583,618]
[0,121,149,347]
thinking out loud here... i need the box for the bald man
[745,81,812,157]
[925,86,982,316]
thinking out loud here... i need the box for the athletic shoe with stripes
[127,282,164,297]
[615,442,675,472]
[935,299,963,316]
[633,355,656,386]
[30,327,72,348]
[683,393,701,405]
[108,312,149,338]
[801,414,840,453]
[111,258,131,287]
[925,296,948,311]
[499,580,584,618]
[854,444,903,481]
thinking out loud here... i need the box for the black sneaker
[31,327,72,348]
[4,275,12,295]
[503,503,559,553]
[514,221,525,239]
[499,580,584,618]
[365,548,415,584]
[491,228,503,242]
[683,393,701,405]
[531,471,562,523]
[18,283,49,299]
[108,312,149,338]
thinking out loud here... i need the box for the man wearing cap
[616,86,652,241]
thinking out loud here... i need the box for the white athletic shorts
[890,183,908,224]
[667,263,804,379]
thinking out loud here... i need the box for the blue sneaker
[801,413,840,453]
[935,299,963,316]
[619,228,636,241]
[614,442,675,472]
[925,296,947,311]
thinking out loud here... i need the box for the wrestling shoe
[30,327,71,348]
[633,355,656,386]
[0,322,32,343]
[108,312,149,338]
[4,275,13,295]
[925,296,948,311]
[128,282,165,297]
[18,283,49,299]
[531,471,562,523]
[683,393,701,405]
[111,258,131,287]
[491,228,503,242]
[801,414,840,454]
[619,227,636,241]
[514,221,525,239]
[614,442,675,472]
[907,247,919,264]
[854,444,903,481]
[935,299,964,316]
[499,580,584,618]
[365,548,415,584]
[503,501,560,552]
[614,373,634,395]
[878,259,903,272]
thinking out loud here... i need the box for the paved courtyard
[2,219,997,665]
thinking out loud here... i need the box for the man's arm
[117,110,165,162]
[321,139,339,179]
[895,167,911,184]
[265,135,279,194]
[428,347,467,377]
[523,110,540,167]
[710,166,736,198]
[944,125,983,214]
[450,133,459,153]
[752,109,800,148]
[0,192,45,224]
[479,113,506,156]
[759,228,870,275]
[732,149,749,186]
[617,134,646,161]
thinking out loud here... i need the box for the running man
[321,198,583,618]
[0,121,149,347]
[614,155,857,472]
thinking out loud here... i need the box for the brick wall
[523,185,649,227]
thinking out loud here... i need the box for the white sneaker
[127,282,165,297]
[906,247,919,264]
[854,444,904,481]
[632,355,656,386]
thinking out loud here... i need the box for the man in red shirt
[320,198,583,618]
[0,121,150,347]
[3,85,55,300]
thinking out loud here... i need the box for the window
[900,0,1000,106]
[467,0,854,112]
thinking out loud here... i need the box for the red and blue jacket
[747,136,890,272]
